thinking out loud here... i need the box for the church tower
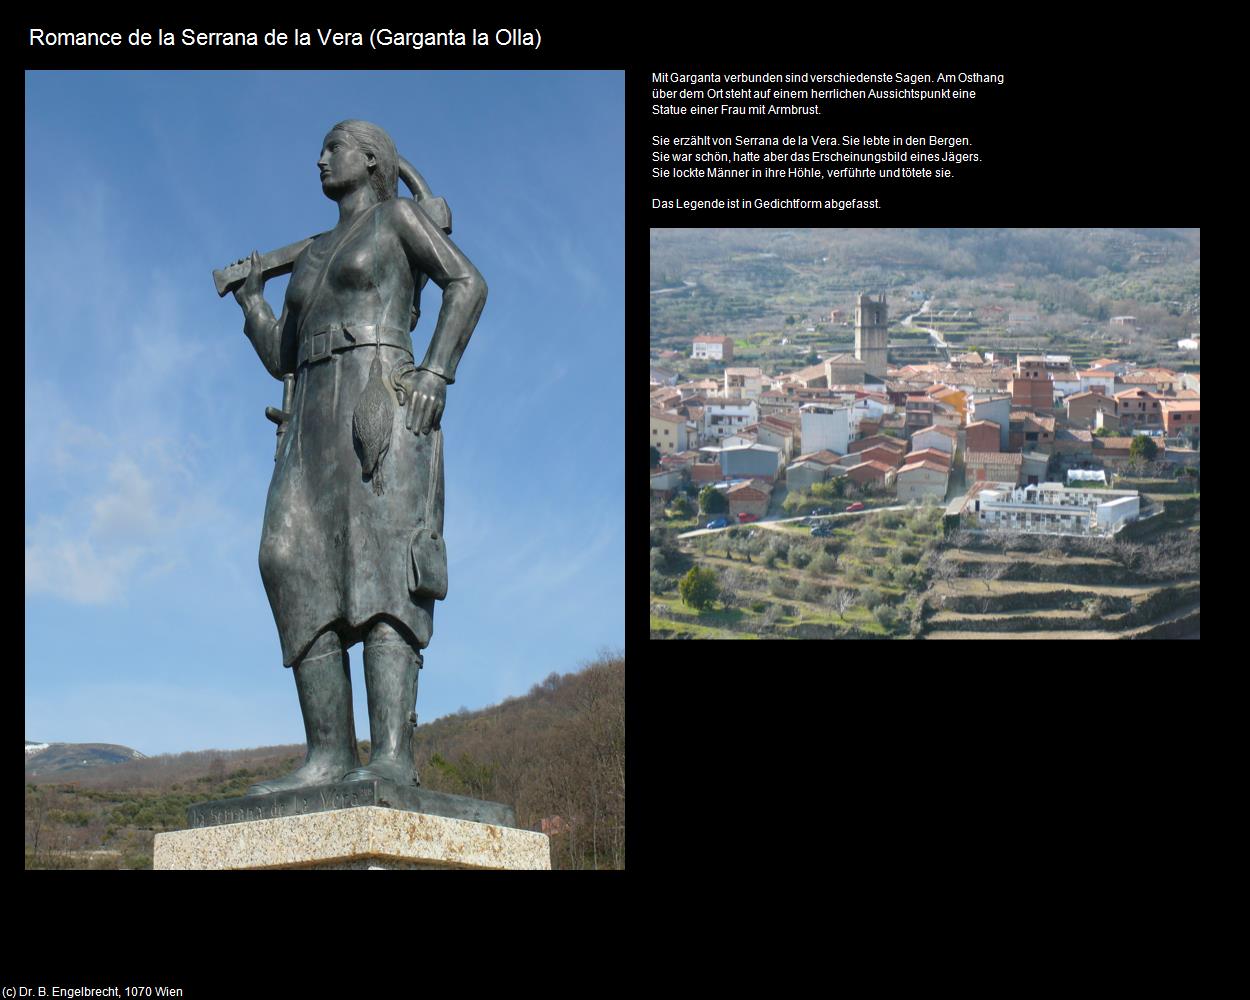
[855,293,889,379]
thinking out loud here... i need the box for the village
[652,294,1198,531]
[650,284,1200,639]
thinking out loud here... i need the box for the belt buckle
[307,331,330,364]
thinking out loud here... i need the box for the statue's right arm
[234,249,296,380]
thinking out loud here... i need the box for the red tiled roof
[782,363,829,383]
[904,448,952,466]
[965,451,1023,466]
[649,409,685,424]
[849,435,906,453]
[898,460,951,476]
[846,460,893,475]
[794,449,843,465]
[726,480,772,497]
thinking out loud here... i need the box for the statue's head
[326,119,399,203]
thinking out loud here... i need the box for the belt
[298,325,413,369]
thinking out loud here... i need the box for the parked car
[737,512,758,523]
[705,517,730,529]
[845,502,865,512]
[812,507,832,516]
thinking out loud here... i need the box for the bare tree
[827,588,859,622]
[976,559,1007,593]
[949,528,976,549]
[928,552,961,586]
[984,526,1014,552]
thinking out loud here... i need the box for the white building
[1079,370,1118,396]
[1096,495,1140,532]
[911,425,957,456]
[1177,338,1200,351]
[1050,373,1083,397]
[967,483,1140,536]
[800,403,850,456]
[692,335,734,361]
[702,400,758,443]
[846,394,893,435]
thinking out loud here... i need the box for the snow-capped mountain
[25,740,146,776]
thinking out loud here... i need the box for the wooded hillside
[25,653,625,870]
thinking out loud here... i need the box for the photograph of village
[649,228,1200,639]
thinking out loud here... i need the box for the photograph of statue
[26,69,623,786]
[220,120,486,792]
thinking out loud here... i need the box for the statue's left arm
[389,198,488,433]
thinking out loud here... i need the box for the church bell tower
[855,292,888,379]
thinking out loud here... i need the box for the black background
[20,15,1215,925]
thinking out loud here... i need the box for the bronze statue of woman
[228,120,486,792]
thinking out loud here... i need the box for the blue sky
[25,71,623,755]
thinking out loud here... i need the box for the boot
[341,639,420,786]
[247,637,359,795]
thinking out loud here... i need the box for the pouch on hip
[408,527,448,600]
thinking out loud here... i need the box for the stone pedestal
[153,806,551,870]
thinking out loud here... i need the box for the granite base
[153,806,551,870]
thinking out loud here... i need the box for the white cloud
[26,176,253,607]
[25,524,144,605]
[24,437,245,605]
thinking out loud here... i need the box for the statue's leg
[341,619,421,786]
[247,631,359,794]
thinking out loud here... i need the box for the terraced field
[652,488,1199,640]
[934,579,1161,597]
[926,601,1200,640]
[921,545,1200,640]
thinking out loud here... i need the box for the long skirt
[258,344,442,666]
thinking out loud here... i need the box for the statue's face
[318,130,373,199]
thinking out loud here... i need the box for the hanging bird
[353,346,395,496]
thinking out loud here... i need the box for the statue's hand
[232,250,265,313]
[393,364,446,435]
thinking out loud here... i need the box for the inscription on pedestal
[186,779,517,830]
